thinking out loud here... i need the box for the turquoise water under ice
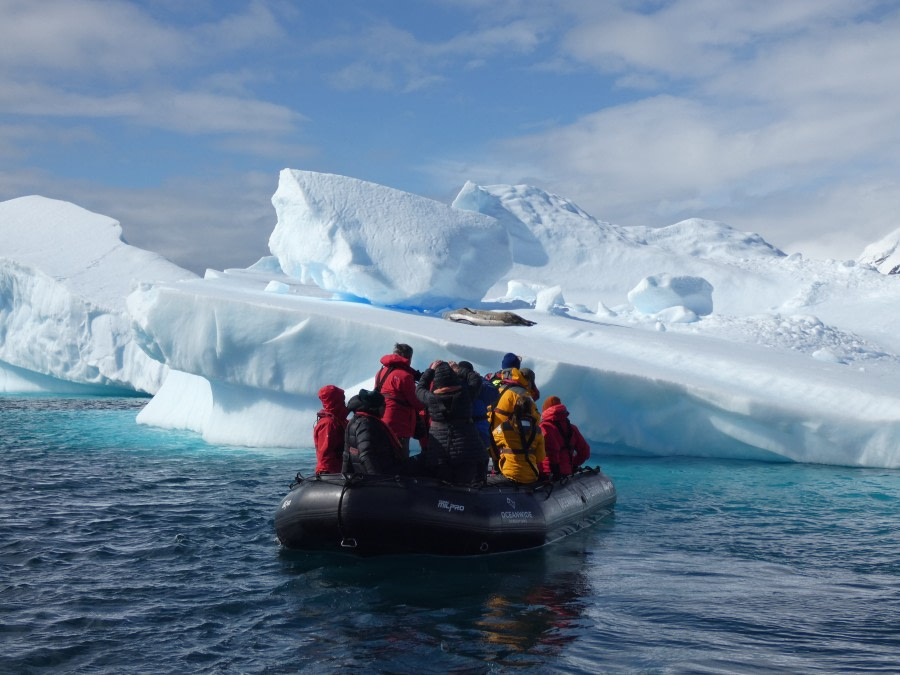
[1,396,898,673]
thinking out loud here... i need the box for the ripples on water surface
[1,396,898,673]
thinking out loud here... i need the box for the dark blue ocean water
[1,396,898,674]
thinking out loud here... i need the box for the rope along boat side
[275,467,616,555]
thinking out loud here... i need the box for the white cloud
[194,0,284,52]
[0,123,98,162]
[0,81,302,136]
[332,62,398,92]
[0,168,279,274]
[432,0,900,257]
[4,0,900,266]
[0,0,186,76]
[560,0,880,80]
[102,172,278,273]
[465,88,900,245]
[432,19,542,57]
[139,91,302,136]
[705,11,900,111]
[0,0,287,77]
[724,179,900,260]
[0,0,301,141]
[216,136,317,162]
[320,15,546,92]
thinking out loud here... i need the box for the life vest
[493,397,542,481]
[488,380,530,431]
[496,409,537,454]
[374,364,399,398]
[551,418,575,454]
[484,368,517,389]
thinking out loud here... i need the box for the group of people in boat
[312,343,591,485]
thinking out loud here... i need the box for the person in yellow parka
[487,366,538,464]
[489,367,539,430]
[491,395,546,484]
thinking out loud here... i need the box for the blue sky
[3,0,900,273]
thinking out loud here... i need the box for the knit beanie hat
[356,388,385,412]
[542,395,561,412]
[501,352,521,369]
[432,362,460,391]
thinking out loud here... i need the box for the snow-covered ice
[128,262,900,469]
[269,169,511,309]
[4,174,900,469]
[858,227,900,275]
[453,183,788,314]
[0,196,195,393]
[627,274,714,316]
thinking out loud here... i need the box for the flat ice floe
[129,264,900,468]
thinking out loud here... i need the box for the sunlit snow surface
[858,226,900,275]
[453,183,788,313]
[0,196,195,393]
[268,169,510,309]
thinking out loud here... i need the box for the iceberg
[125,171,900,468]
[0,195,196,393]
[269,169,511,309]
[4,173,900,469]
[128,264,900,467]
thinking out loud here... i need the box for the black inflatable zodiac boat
[274,467,616,556]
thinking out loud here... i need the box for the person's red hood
[541,404,569,423]
[380,353,412,370]
[318,385,348,418]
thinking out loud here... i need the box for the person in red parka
[375,343,425,459]
[313,384,349,474]
[539,396,591,479]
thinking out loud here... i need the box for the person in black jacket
[342,389,405,475]
[416,361,488,485]
[452,360,499,448]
